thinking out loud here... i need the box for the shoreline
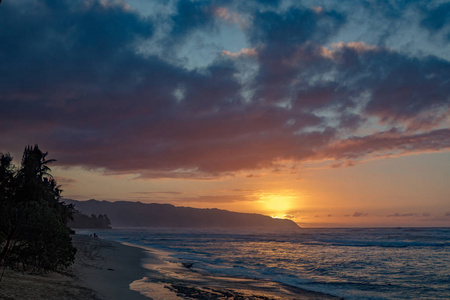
[71,235,149,300]
[127,240,341,300]
[0,234,341,300]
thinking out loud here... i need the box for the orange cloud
[222,48,258,58]
[318,42,378,59]
[331,41,378,52]
[214,7,247,28]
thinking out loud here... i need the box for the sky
[0,0,449,227]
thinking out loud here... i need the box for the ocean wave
[90,227,450,300]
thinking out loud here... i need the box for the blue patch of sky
[174,23,249,70]
[124,0,176,17]
[125,0,249,70]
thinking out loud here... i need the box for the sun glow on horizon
[258,192,299,217]
[271,214,296,220]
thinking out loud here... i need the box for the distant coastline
[68,210,112,229]
[65,199,300,230]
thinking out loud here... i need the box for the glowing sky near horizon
[0,0,449,227]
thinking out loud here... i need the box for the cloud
[253,0,280,7]
[281,214,295,219]
[330,41,378,53]
[54,176,77,187]
[173,195,250,204]
[0,0,449,179]
[214,7,247,28]
[170,0,216,41]
[248,6,346,103]
[222,48,257,58]
[128,191,183,200]
[361,54,450,124]
[330,160,358,168]
[352,212,368,217]
[249,6,345,47]
[322,129,450,162]
[420,2,450,40]
[131,191,183,195]
[387,213,418,217]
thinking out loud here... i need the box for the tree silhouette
[68,211,112,229]
[0,145,76,274]
[0,153,17,262]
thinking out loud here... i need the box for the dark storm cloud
[1,0,449,178]
[252,0,280,7]
[249,7,345,46]
[256,41,449,128]
[248,7,345,103]
[0,0,153,93]
[322,129,450,161]
[354,51,450,123]
[420,2,450,40]
[312,44,450,130]
[170,0,216,41]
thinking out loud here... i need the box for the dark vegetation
[68,211,112,229]
[0,145,76,274]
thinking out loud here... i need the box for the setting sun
[258,192,298,216]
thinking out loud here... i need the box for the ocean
[87,227,450,299]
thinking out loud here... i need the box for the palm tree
[0,145,76,273]
[20,145,56,182]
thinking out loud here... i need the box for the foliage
[68,211,112,229]
[0,145,76,274]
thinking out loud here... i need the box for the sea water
[89,227,450,299]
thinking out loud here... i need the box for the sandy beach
[0,234,341,300]
[0,235,148,300]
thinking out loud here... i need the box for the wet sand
[130,244,341,300]
[0,235,341,300]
